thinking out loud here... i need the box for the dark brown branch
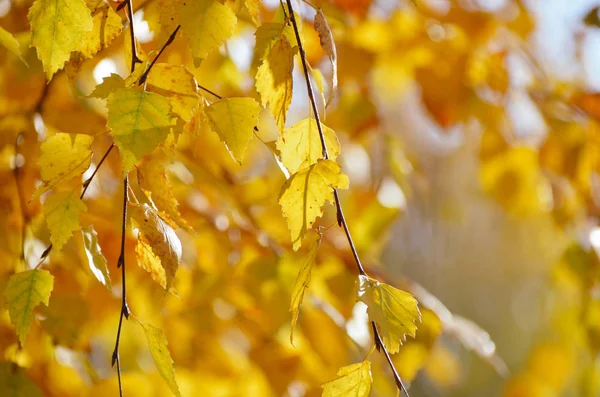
[198,85,223,100]
[123,0,142,73]
[285,1,407,394]
[139,25,181,85]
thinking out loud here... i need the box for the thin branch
[124,0,142,73]
[13,133,28,266]
[198,85,223,100]
[285,1,407,394]
[138,25,181,85]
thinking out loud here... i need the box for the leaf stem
[138,25,181,85]
[284,1,407,394]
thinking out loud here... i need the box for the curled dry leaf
[314,9,338,107]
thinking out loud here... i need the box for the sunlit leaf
[146,63,199,122]
[44,191,87,252]
[358,275,421,354]
[322,360,372,397]
[314,9,338,106]
[32,133,93,201]
[79,2,122,59]
[4,269,54,345]
[140,322,181,397]
[279,159,348,250]
[81,225,112,289]
[0,25,26,64]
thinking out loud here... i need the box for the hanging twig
[284,1,409,395]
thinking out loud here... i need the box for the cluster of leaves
[2,0,600,396]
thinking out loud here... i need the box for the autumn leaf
[322,360,373,397]
[81,225,112,289]
[88,73,125,99]
[130,203,182,290]
[279,159,348,250]
[107,88,174,174]
[179,0,237,66]
[289,233,321,344]
[205,97,261,164]
[256,36,295,132]
[276,118,340,174]
[146,63,199,122]
[0,25,26,64]
[31,133,93,201]
[44,191,87,252]
[28,0,93,79]
[358,275,421,354]
[140,322,181,397]
[314,9,338,106]
[252,22,294,70]
[79,2,122,59]
[4,269,54,345]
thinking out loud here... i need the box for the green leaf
[279,159,348,250]
[28,0,93,79]
[0,362,42,397]
[32,133,93,201]
[289,233,320,344]
[276,118,340,174]
[179,0,237,66]
[81,225,111,289]
[107,88,174,174]
[358,275,421,354]
[4,269,54,345]
[44,191,87,252]
[205,97,261,164]
[322,360,372,397]
[141,322,181,397]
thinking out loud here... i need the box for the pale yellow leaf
[314,9,337,106]
[358,275,421,354]
[44,191,87,252]
[276,118,340,174]
[146,63,199,122]
[4,269,54,345]
[322,360,372,397]
[256,36,294,132]
[289,233,320,344]
[28,0,93,79]
[130,203,182,290]
[141,322,181,397]
[205,97,261,164]
[88,73,125,99]
[135,237,167,289]
[0,25,26,64]
[79,1,123,59]
[179,0,237,66]
[81,225,111,289]
[252,22,294,70]
[32,133,93,201]
[107,88,174,174]
[279,159,348,250]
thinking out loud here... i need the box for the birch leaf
[358,275,421,354]
[4,270,54,346]
[146,63,199,122]
[32,133,93,201]
[107,88,174,174]
[28,0,93,79]
[322,360,373,397]
[0,26,26,64]
[141,322,181,397]
[256,36,294,131]
[44,191,87,252]
[314,9,338,106]
[205,97,261,164]
[79,2,122,59]
[81,225,112,289]
[279,159,348,250]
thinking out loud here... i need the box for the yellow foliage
[322,360,372,397]
[44,191,87,252]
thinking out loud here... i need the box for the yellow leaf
[279,159,348,250]
[88,73,125,99]
[0,363,42,396]
[358,275,421,354]
[31,133,93,201]
[28,0,93,80]
[289,233,320,344]
[79,2,123,59]
[81,225,111,289]
[146,64,199,122]
[130,203,182,290]
[276,118,340,174]
[137,153,193,233]
[256,36,294,132]
[205,97,261,164]
[314,9,337,106]
[252,22,294,70]
[179,0,237,66]
[107,88,174,174]
[140,322,181,397]
[322,360,372,397]
[4,269,54,345]
[0,25,26,64]
[135,236,168,289]
[44,191,87,252]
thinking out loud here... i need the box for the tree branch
[284,1,407,394]
[138,25,181,85]
[13,133,28,267]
